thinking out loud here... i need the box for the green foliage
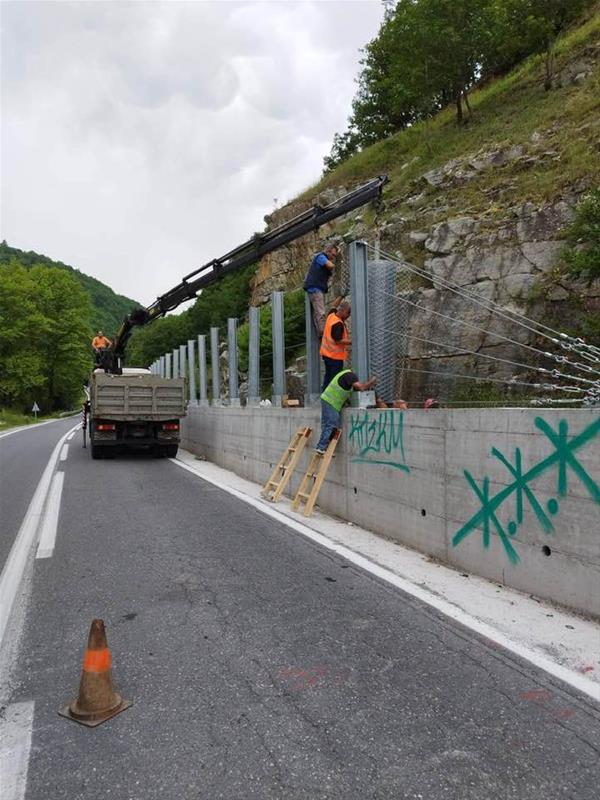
[489,0,592,86]
[564,188,600,277]
[310,7,600,220]
[324,0,596,172]
[0,261,92,412]
[0,241,140,336]
[0,408,62,432]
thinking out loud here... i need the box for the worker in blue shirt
[303,244,339,337]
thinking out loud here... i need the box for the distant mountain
[0,241,141,335]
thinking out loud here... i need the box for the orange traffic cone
[59,619,132,727]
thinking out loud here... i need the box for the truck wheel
[91,443,103,460]
[164,444,178,458]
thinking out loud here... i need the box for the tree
[0,261,92,411]
[489,0,594,89]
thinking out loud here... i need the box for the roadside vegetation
[0,409,67,433]
[0,262,92,414]
[308,1,600,221]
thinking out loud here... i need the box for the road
[1,420,599,799]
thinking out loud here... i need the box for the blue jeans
[316,400,341,451]
[322,356,344,393]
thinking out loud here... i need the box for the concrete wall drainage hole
[542,545,552,557]
[421,509,426,517]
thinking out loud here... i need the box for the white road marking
[171,455,600,704]
[59,444,69,461]
[0,418,61,440]
[66,431,76,442]
[0,424,78,647]
[0,701,34,800]
[36,472,65,560]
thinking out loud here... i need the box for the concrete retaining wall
[181,406,600,617]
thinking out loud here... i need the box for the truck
[86,368,187,459]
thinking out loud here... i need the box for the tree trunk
[464,91,473,118]
[456,93,463,125]
[544,37,556,91]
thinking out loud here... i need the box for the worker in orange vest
[91,331,112,353]
[320,301,351,391]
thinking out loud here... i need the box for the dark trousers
[322,356,344,393]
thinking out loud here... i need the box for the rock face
[250,131,596,401]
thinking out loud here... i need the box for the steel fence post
[228,318,240,406]
[305,292,321,405]
[349,240,373,408]
[187,339,197,404]
[210,327,221,405]
[172,348,179,379]
[179,344,187,379]
[165,352,172,379]
[198,335,209,406]
[272,291,285,406]
[248,306,260,406]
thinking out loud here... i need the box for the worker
[92,330,111,354]
[320,301,351,391]
[315,368,377,454]
[91,331,112,367]
[303,243,339,337]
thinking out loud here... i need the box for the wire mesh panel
[367,260,397,402]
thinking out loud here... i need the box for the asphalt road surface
[1,420,599,799]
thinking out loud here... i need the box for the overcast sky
[1,0,384,306]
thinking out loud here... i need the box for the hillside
[0,241,140,336]
[252,7,600,402]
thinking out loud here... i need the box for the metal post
[210,326,221,405]
[159,355,165,378]
[179,344,187,379]
[349,241,373,407]
[172,348,179,379]
[227,318,240,406]
[248,306,260,406]
[305,292,321,405]
[198,335,209,406]
[165,352,172,379]
[271,291,285,406]
[187,339,197,404]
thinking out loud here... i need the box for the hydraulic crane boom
[109,175,388,373]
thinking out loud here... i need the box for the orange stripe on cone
[83,648,112,672]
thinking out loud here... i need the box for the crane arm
[109,175,388,372]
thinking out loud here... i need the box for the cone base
[58,697,132,727]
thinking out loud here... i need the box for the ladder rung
[297,492,310,500]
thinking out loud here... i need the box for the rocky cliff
[250,34,600,403]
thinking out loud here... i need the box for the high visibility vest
[321,369,353,411]
[320,313,348,360]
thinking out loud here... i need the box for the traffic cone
[59,619,132,727]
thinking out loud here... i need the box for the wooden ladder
[261,426,312,502]
[292,430,340,517]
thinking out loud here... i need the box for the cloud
[0,0,383,308]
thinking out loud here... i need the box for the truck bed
[91,373,187,420]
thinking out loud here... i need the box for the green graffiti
[452,416,600,565]
[348,410,410,472]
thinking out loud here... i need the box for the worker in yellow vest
[320,301,351,391]
[315,368,377,454]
